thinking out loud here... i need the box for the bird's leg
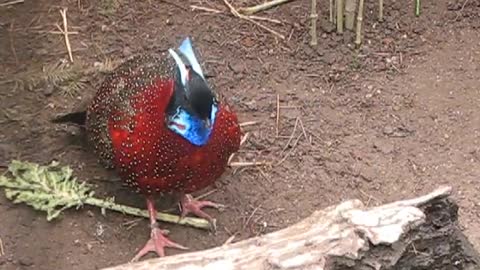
[179,193,224,231]
[131,197,188,262]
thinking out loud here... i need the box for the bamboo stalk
[310,0,318,46]
[344,0,357,30]
[355,0,365,46]
[415,0,421,16]
[329,0,334,22]
[336,0,344,33]
[379,0,384,21]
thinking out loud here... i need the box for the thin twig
[223,234,236,246]
[45,30,79,35]
[223,0,285,39]
[0,237,4,256]
[281,117,299,152]
[239,121,259,127]
[194,189,218,201]
[240,132,250,146]
[449,0,470,22]
[249,15,282,24]
[276,133,302,165]
[298,118,308,141]
[227,132,250,165]
[0,0,24,7]
[191,5,222,13]
[229,161,269,167]
[122,218,143,230]
[243,204,262,229]
[310,0,317,46]
[9,20,18,65]
[59,8,74,62]
[191,5,282,24]
[359,189,381,206]
[238,0,294,15]
[276,94,280,137]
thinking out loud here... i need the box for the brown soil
[1,0,479,269]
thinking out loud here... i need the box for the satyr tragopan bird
[53,38,242,261]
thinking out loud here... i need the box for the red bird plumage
[54,42,241,260]
[87,54,240,195]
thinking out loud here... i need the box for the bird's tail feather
[51,111,87,126]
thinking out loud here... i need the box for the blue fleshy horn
[168,48,188,87]
[178,37,204,79]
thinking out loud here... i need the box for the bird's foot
[179,194,224,231]
[131,226,188,262]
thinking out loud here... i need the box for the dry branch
[100,185,480,270]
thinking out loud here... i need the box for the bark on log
[102,186,480,270]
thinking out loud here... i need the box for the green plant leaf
[0,160,93,220]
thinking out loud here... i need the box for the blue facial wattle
[167,104,218,146]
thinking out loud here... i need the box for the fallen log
[102,186,480,270]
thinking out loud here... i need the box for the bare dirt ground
[0,0,479,269]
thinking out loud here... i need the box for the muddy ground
[0,0,479,269]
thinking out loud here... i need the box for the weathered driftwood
[102,186,480,270]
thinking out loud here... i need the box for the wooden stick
[238,0,294,15]
[0,0,24,7]
[310,0,318,46]
[336,0,344,33]
[223,0,285,39]
[100,186,459,270]
[59,8,74,62]
[355,0,365,46]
